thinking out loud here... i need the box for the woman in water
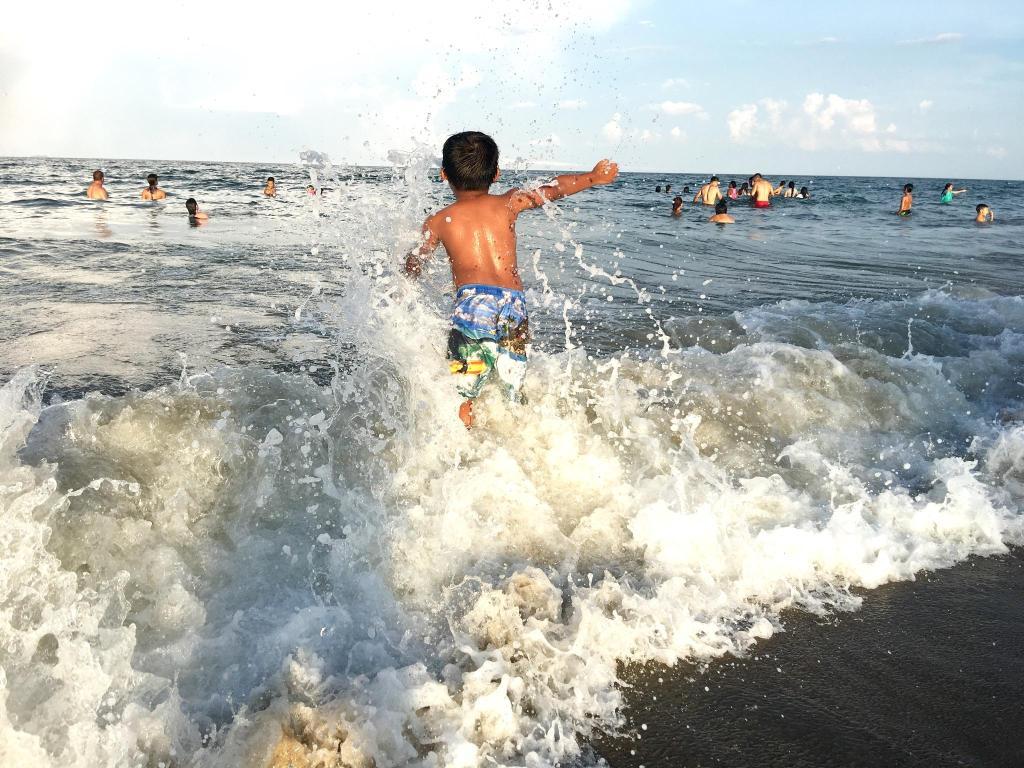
[940,183,966,203]
[727,180,739,199]
[796,186,810,199]
[737,182,750,197]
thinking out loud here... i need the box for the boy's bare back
[407,159,618,289]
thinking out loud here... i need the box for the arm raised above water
[509,159,619,214]
[404,216,441,277]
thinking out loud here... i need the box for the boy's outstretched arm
[404,217,440,277]
[510,159,619,213]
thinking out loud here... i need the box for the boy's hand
[591,159,619,185]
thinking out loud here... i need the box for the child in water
[975,203,995,223]
[941,183,966,203]
[671,196,683,216]
[405,131,619,428]
[709,199,734,224]
[898,184,913,216]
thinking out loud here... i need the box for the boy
[671,196,683,216]
[898,183,913,216]
[693,176,722,206]
[404,130,619,428]
[185,197,209,223]
[264,177,277,197]
[709,199,734,224]
[86,170,108,200]
[975,203,994,223]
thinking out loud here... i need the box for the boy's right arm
[510,159,619,213]
[404,216,440,277]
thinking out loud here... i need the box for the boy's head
[976,203,989,213]
[93,170,104,181]
[904,183,913,193]
[672,195,683,208]
[714,199,728,215]
[710,175,719,184]
[441,131,499,191]
[186,198,198,215]
[267,176,275,183]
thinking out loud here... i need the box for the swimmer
[738,182,750,197]
[86,170,108,200]
[656,185,662,193]
[185,197,209,223]
[898,183,913,216]
[671,196,683,216]
[709,199,734,224]
[784,181,797,198]
[141,173,166,200]
[750,174,773,208]
[664,184,672,194]
[682,185,691,194]
[940,182,966,203]
[404,130,618,428]
[727,180,738,199]
[306,185,317,195]
[975,203,994,223]
[693,175,723,206]
[772,179,786,196]
[797,186,810,199]
[263,177,276,197]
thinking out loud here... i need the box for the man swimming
[709,199,734,224]
[975,203,994,223]
[263,177,277,197]
[898,184,913,216]
[693,176,723,206]
[404,130,618,428]
[750,174,773,208]
[86,170,108,200]
[141,174,166,200]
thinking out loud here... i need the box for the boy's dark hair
[710,175,719,183]
[904,183,913,193]
[976,203,987,212]
[147,173,158,184]
[715,199,727,214]
[186,198,198,215]
[267,176,275,183]
[442,131,499,191]
[93,170,104,181]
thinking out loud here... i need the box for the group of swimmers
[662,174,996,225]
[84,170,322,224]
[898,182,995,222]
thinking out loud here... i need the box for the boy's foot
[459,400,474,429]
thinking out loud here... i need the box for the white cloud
[602,113,623,143]
[670,126,686,142]
[661,78,690,89]
[919,99,934,112]
[803,93,876,135]
[727,104,759,142]
[901,32,963,45]
[819,36,840,44]
[986,146,1008,159]
[656,100,708,119]
[558,99,588,110]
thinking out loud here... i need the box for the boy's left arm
[405,217,441,277]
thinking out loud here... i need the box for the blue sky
[2,0,1022,178]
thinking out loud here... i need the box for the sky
[1,0,1022,178]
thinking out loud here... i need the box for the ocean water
[1,155,1023,767]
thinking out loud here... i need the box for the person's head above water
[904,183,914,193]
[729,180,736,189]
[147,173,158,187]
[788,181,795,189]
[710,175,719,184]
[944,183,954,192]
[976,203,989,213]
[672,195,683,209]
[682,185,690,193]
[800,186,809,197]
[441,131,499,191]
[185,198,198,216]
[656,185,662,192]
[715,199,728,215]
[93,170,104,182]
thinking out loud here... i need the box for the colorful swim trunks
[448,284,529,402]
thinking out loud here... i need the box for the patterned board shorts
[447,283,529,402]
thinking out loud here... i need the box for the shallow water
[1,156,1023,767]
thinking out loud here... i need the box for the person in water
[306,185,317,195]
[750,174,773,208]
[86,170,108,200]
[671,196,683,216]
[738,182,750,197]
[940,183,966,203]
[404,130,619,428]
[709,198,734,224]
[784,181,797,198]
[682,185,690,194]
[655,185,662,193]
[975,203,994,223]
[727,180,738,199]
[664,184,672,194]
[797,186,810,199]
[263,177,276,197]
[141,173,166,200]
[693,176,723,206]
[772,179,786,196]
[898,183,913,216]
[185,197,209,223]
